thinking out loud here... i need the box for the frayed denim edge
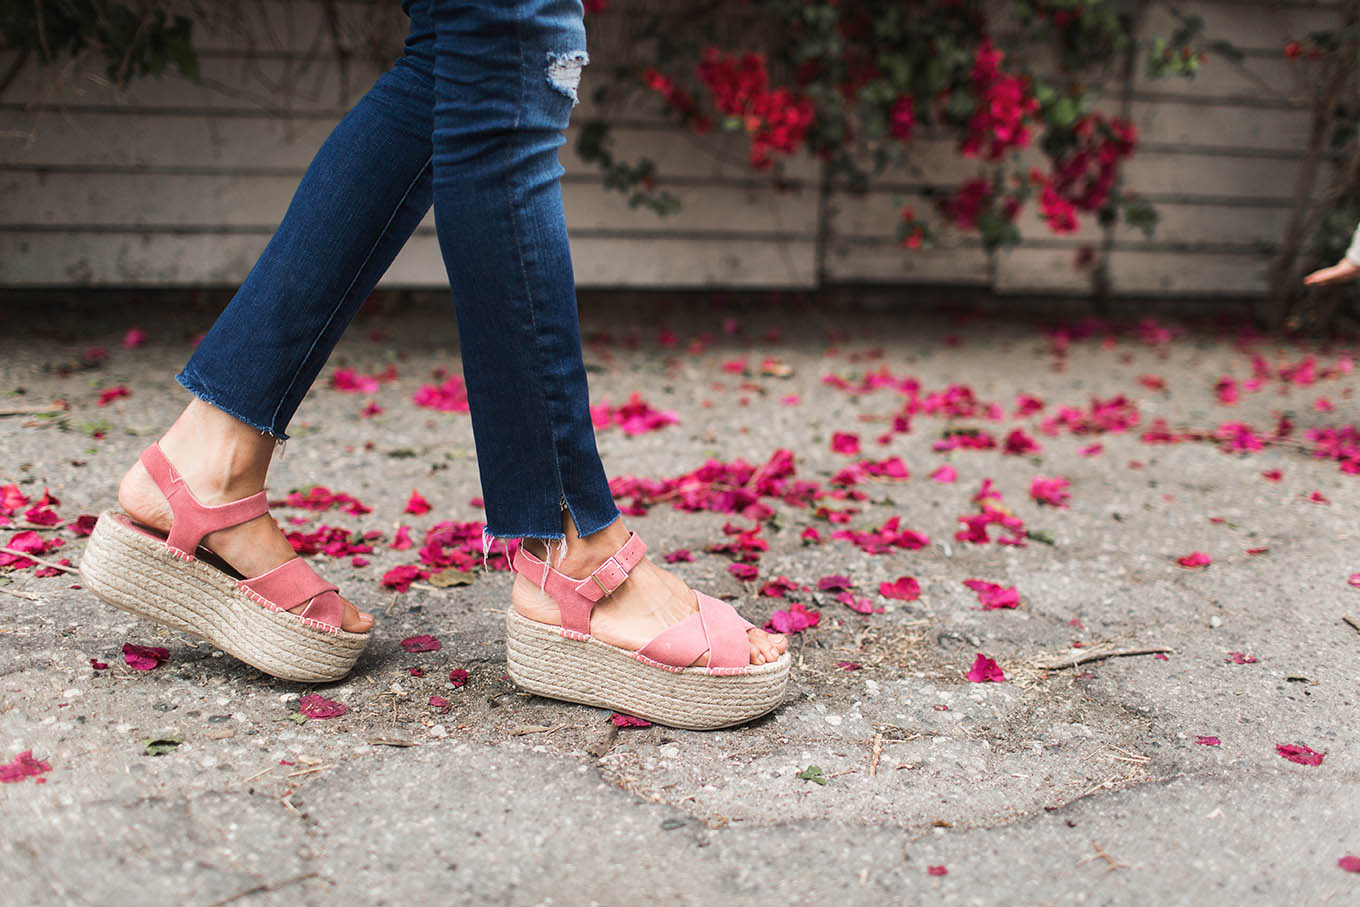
[176,369,285,440]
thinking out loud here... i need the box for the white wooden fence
[0,0,1342,296]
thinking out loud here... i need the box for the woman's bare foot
[511,512,788,667]
[117,399,373,634]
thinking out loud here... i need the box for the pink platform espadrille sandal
[79,443,368,682]
[505,532,790,729]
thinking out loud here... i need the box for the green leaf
[797,764,827,785]
[144,735,182,756]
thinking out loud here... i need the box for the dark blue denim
[178,0,617,541]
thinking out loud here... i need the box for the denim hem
[484,509,618,542]
[176,369,285,439]
[562,504,619,540]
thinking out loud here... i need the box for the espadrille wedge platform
[80,443,368,682]
[506,533,790,730]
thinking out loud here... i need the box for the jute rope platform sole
[80,511,368,683]
[505,607,790,730]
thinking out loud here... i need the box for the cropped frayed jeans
[177,0,619,541]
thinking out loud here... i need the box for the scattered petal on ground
[1225,652,1257,665]
[927,866,948,877]
[448,669,469,687]
[879,576,921,600]
[766,602,820,634]
[663,548,694,563]
[611,713,651,727]
[400,634,441,653]
[1196,736,1221,746]
[405,490,432,515]
[929,464,957,483]
[1339,856,1360,873]
[1276,743,1324,766]
[963,579,1020,610]
[122,643,169,671]
[966,653,1005,683]
[1029,475,1071,508]
[0,750,52,783]
[297,694,347,719]
[831,432,861,455]
[97,385,130,406]
[1177,551,1212,568]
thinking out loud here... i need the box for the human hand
[1303,258,1360,286]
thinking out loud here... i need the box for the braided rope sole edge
[79,511,368,683]
[505,608,790,730]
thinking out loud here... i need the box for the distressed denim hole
[546,50,589,105]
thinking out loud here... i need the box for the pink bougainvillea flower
[122,643,169,671]
[1002,428,1041,456]
[361,400,383,418]
[1079,443,1103,457]
[1154,653,1169,661]
[0,750,52,783]
[0,529,64,569]
[929,464,957,483]
[297,694,347,719]
[1339,856,1360,873]
[1177,551,1212,568]
[275,486,371,516]
[759,576,799,598]
[831,432,861,455]
[728,562,759,581]
[663,549,694,563]
[24,505,61,527]
[122,327,147,349]
[401,634,441,653]
[926,866,948,877]
[611,713,652,727]
[97,385,130,406]
[391,526,414,550]
[413,375,470,413]
[428,695,450,712]
[1225,652,1257,664]
[1309,491,1330,505]
[1276,743,1324,766]
[800,526,822,544]
[448,668,469,687]
[837,591,881,614]
[405,490,432,515]
[963,579,1020,610]
[933,704,950,711]
[67,514,99,537]
[765,601,820,635]
[1314,396,1334,413]
[1245,547,1268,556]
[780,394,801,406]
[330,367,380,393]
[409,667,425,677]
[381,564,427,592]
[879,576,921,601]
[89,658,108,670]
[817,574,852,592]
[1261,469,1283,482]
[838,661,862,671]
[1138,374,1166,390]
[1029,475,1071,508]
[1196,736,1221,746]
[1349,573,1360,588]
[966,653,1005,683]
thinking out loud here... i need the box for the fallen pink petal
[879,576,921,601]
[400,634,441,653]
[1196,736,1221,746]
[1276,743,1324,766]
[297,694,347,719]
[1339,856,1360,873]
[611,713,652,727]
[963,579,1020,610]
[122,643,169,671]
[448,669,469,687]
[927,866,948,877]
[1177,551,1212,568]
[0,750,52,783]
[405,490,432,515]
[966,653,1005,683]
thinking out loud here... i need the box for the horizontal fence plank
[1129,99,1312,154]
[0,232,816,288]
[0,169,816,235]
[1141,1,1341,54]
[0,110,818,182]
[822,238,990,285]
[1108,249,1267,295]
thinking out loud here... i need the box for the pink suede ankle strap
[139,443,270,556]
[511,532,647,638]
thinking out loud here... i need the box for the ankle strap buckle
[590,556,626,596]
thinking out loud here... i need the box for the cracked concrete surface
[0,290,1357,905]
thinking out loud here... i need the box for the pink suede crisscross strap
[240,557,345,631]
[139,443,269,556]
[511,532,647,638]
[636,591,755,674]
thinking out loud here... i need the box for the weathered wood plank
[0,169,816,235]
[0,232,816,288]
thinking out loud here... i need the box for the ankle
[155,399,278,502]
